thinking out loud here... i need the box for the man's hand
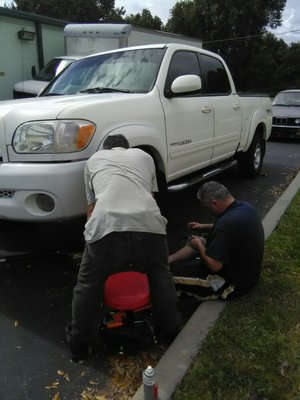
[188,221,213,231]
[191,235,223,273]
[190,235,206,250]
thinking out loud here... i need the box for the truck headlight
[13,120,96,154]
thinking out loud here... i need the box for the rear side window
[199,54,231,95]
[165,51,201,93]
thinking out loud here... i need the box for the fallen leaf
[89,381,98,385]
[45,381,60,389]
[14,320,19,327]
[57,370,65,376]
[52,393,60,400]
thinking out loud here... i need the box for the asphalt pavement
[0,140,300,399]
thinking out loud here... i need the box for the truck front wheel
[237,133,264,178]
[154,169,168,217]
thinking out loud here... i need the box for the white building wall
[0,13,65,101]
[0,16,38,100]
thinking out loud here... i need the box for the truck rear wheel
[237,133,264,178]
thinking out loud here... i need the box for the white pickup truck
[0,43,272,222]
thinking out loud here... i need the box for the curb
[132,170,300,400]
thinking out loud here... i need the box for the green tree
[165,1,197,37]
[97,0,125,22]
[166,0,287,91]
[243,33,288,94]
[281,42,300,90]
[125,8,163,30]
[12,0,125,23]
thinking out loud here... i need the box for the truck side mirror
[31,66,37,78]
[165,75,202,98]
[172,75,202,94]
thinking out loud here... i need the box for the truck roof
[77,43,226,65]
[279,89,300,93]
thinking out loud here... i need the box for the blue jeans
[67,231,180,347]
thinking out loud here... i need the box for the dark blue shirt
[205,200,264,293]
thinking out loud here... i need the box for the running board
[168,159,237,192]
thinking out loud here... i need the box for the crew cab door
[161,50,214,181]
[199,53,243,163]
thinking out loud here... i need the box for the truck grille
[273,116,287,125]
[0,190,15,199]
[273,116,299,126]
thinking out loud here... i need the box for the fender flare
[99,124,167,176]
[244,109,268,152]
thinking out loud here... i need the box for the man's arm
[190,235,223,272]
[188,222,213,231]
[84,162,96,221]
[87,202,95,221]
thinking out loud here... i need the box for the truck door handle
[201,106,212,113]
[233,104,240,110]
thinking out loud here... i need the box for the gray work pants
[67,231,180,347]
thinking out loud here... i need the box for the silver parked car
[271,89,300,139]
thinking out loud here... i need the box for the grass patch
[173,191,300,400]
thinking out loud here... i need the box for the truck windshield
[272,92,300,107]
[41,48,166,96]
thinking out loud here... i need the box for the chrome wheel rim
[254,143,261,170]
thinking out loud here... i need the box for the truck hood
[0,92,135,143]
[272,105,300,118]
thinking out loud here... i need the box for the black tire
[154,169,168,217]
[138,147,168,216]
[237,133,264,178]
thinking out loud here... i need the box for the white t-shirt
[83,147,167,243]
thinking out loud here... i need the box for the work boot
[65,323,90,362]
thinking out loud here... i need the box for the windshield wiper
[274,103,299,107]
[79,87,134,94]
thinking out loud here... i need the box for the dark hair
[197,181,231,206]
[103,134,129,150]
